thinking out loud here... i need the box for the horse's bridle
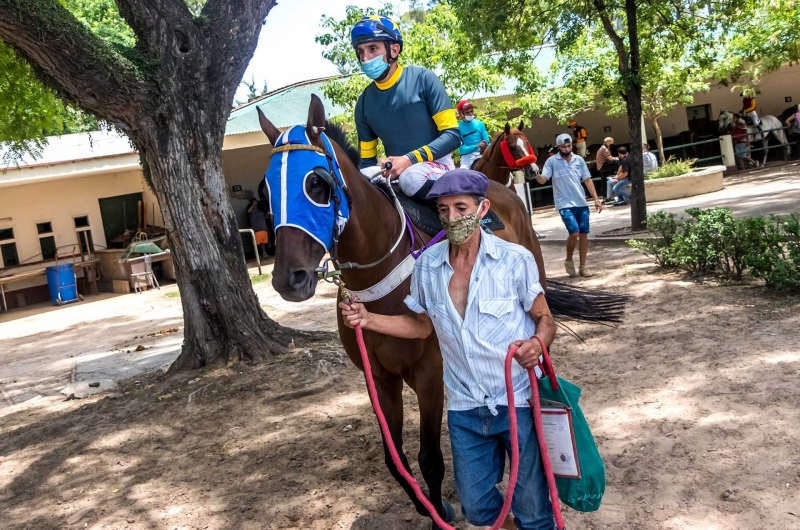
[270,141,408,283]
[478,133,537,171]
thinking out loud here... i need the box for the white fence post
[719,135,736,171]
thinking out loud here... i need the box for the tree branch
[592,0,629,72]
[113,0,195,55]
[0,0,146,124]
[202,0,278,110]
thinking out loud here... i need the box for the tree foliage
[714,0,800,88]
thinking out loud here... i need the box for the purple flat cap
[426,168,489,200]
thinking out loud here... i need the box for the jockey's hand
[511,338,544,370]
[478,140,488,149]
[338,301,370,330]
[383,156,413,180]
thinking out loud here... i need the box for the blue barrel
[45,264,78,305]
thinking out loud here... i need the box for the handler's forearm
[534,314,557,348]
[535,175,548,185]
[364,312,432,339]
[584,178,600,201]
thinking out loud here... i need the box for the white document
[540,406,581,478]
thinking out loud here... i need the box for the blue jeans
[448,406,555,530]
[612,178,631,202]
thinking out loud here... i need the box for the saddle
[389,182,505,236]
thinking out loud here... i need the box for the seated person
[610,146,631,205]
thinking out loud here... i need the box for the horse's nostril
[289,269,310,290]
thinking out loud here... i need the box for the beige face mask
[440,201,484,245]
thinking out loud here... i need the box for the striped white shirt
[404,232,544,414]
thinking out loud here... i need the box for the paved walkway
[533,162,800,241]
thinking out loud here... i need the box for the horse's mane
[324,121,360,168]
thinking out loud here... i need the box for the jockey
[457,100,490,169]
[741,94,761,127]
[351,15,461,201]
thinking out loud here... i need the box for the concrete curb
[538,237,654,247]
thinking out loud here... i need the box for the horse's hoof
[440,499,456,523]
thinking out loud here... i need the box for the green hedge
[627,208,800,291]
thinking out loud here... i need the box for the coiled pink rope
[354,325,566,530]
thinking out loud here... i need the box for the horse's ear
[257,107,281,146]
[306,94,327,141]
[504,122,511,135]
[518,119,526,131]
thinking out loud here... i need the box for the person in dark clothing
[257,179,275,255]
[247,198,269,258]
[609,146,631,206]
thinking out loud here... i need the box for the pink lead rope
[354,323,566,530]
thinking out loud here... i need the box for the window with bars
[1,242,19,267]
[40,236,56,260]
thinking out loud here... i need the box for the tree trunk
[652,116,665,163]
[0,0,332,371]
[625,0,646,230]
[131,108,298,371]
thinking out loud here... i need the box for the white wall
[0,169,161,269]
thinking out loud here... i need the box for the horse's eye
[310,177,323,189]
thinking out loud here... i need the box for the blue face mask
[361,54,389,80]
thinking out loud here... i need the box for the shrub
[628,207,800,291]
[671,207,723,274]
[645,156,697,180]
[627,211,679,267]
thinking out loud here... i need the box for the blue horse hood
[264,126,350,251]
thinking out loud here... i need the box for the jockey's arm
[742,98,756,114]
[355,96,382,169]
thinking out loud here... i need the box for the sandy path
[1,245,799,529]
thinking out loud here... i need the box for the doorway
[98,192,143,247]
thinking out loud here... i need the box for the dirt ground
[1,245,799,530]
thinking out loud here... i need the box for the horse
[256,95,626,529]
[472,121,539,187]
[718,110,792,166]
[535,144,554,165]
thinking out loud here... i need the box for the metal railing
[738,124,797,156]
[239,229,262,276]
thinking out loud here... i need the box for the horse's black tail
[545,280,629,325]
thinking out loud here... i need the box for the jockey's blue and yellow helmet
[350,15,403,52]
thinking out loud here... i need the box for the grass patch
[165,291,181,298]
[251,274,271,284]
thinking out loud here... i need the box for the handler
[339,169,556,530]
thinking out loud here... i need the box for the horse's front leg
[408,344,453,529]
[371,370,432,518]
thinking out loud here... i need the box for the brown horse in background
[472,121,539,187]
[257,95,626,529]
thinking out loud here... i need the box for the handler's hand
[383,156,413,180]
[338,301,370,329]
[510,338,544,370]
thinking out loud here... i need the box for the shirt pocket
[477,298,519,344]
